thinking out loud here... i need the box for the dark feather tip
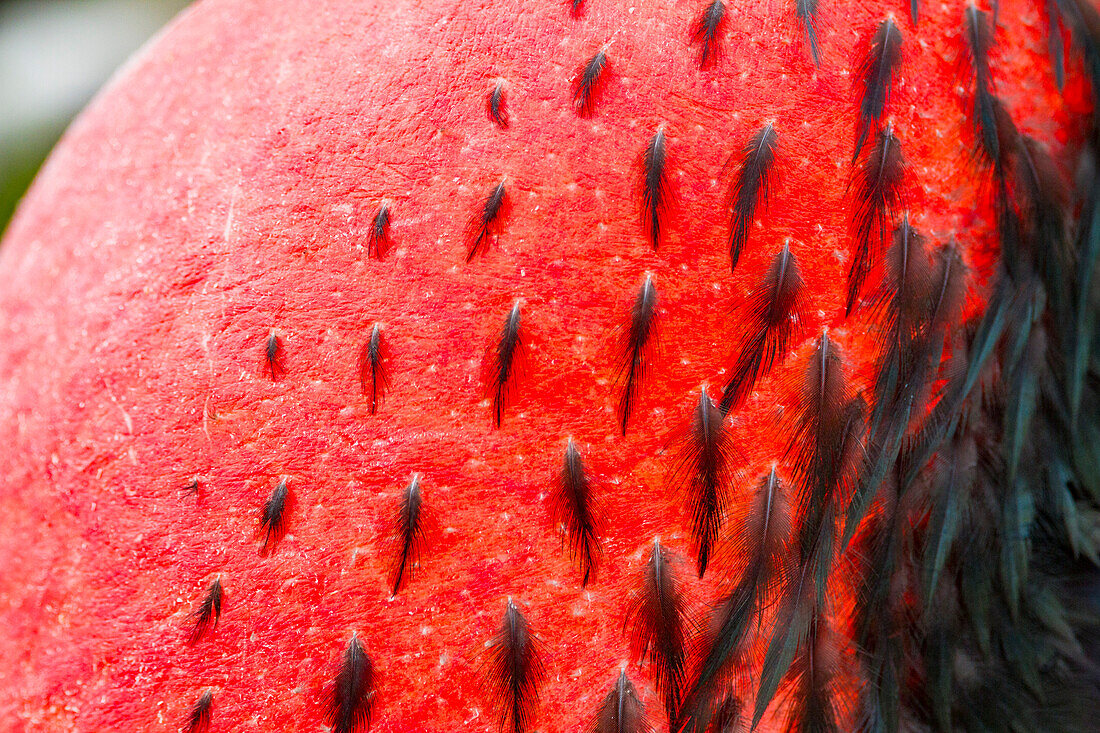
[796,0,821,65]
[260,478,289,553]
[466,180,508,261]
[854,17,903,163]
[847,126,905,316]
[488,80,509,129]
[590,670,652,733]
[691,0,727,68]
[720,242,803,414]
[326,636,375,733]
[187,577,224,644]
[183,478,201,495]
[367,201,391,259]
[574,48,608,116]
[390,474,425,596]
[641,129,670,250]
[552,439,606,587]
[185,690,213,733]
[625,540,689,725]
[964,4,1007,177]
[359,323,388,415]
[488,599,545,733]
[728,122,778,273]
[264,332,285,381]
[617,274,659,435]
[489,301,524,427]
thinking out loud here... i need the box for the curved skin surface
[0,0,1088,731]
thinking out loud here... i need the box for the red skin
[0,0,1087,731]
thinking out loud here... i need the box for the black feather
[796,0,821,66]
[678,469,791,733]
[552,439,606,587]
[574,48,608,116]
[847,126,905,316]
[367,201,391,259]
[617,274,659,435]
[187,577,224,644]
[781,612,839,733]
[260,479,289,553]
[708,694,743,733]
[590,670,652,733]
[183,477,200,495]
[691,0,727,68]
[572,0,584,16]
[625,540,689,727]
[911,0,920,25]
[488,80,508,129]
[359,323,387,415]
[488,599,545,733]
[727,123,778,273]
[1047,0,1066,90]
[390,474,424,597]
[185,690,213,733]
[854,18,903,163]
[965,4,1003,178]
[673,386,739,578]
[719,242,803,414]
[264,332,284,381]
[466,180,508,261]
[326,636,375,733]
[489,301,524,427]
[641,130,669,250]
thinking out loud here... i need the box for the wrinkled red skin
[0,0,1088,730]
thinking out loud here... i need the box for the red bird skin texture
[0,0,1088,731]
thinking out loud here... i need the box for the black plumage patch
[359,323,387,415]
[624,540,689,728]
[487,599,545,733]
[574,48,608,116]
[183,477,200,495]
[641,129,669,250]
[796,0,821,66]
[367,201,391,259]
[389,474,425,596]
[616,274,659,435]
[691,0,727,68]
[187,577,224,644]
[727,123,778,273]
[551,439,606,587]
[488,301,524,427]
[264,332,285,380]
[326,636,375,733]
[488,80,508,129]
[964,5,1005,178]
[466,180,508,261]
[719,243,803,414]
[590,671,652,733]
[854,18,903,163]
[847,126,905,316]
[186,690,213,733]
[260,479,289,553]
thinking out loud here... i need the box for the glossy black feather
[552,439,606,587]
[727,123,778,273]
[641,130,669,250]
[488,600,545,733]
[574,49,607,116]
[489,301,523,427]
[719,243,803,414]
[466,180,508,261]
[390,474,424,596]
[796,0,821,66]
[847,126,904,316]
[617,274,658,435]
[625,540,689,727]
[264,332,284,380]
[260,479,288,553]
[673,387,738,578]
[183,477,200,495]
[854,19,903,163]
[359,323,387,415]
[185,690,213,733]
[1046,0,1066,89]
[590,671,652,733]
[691,0,727,68]
[678,469,791,733]
[965,5,1002,178]
[911,0,920,25]
[188,577,224,644]
[488,81,508,129]
[781,613,839,733]
[326,636,375,733]
[367,201,391,259]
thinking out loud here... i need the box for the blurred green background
[0,0,190,237]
